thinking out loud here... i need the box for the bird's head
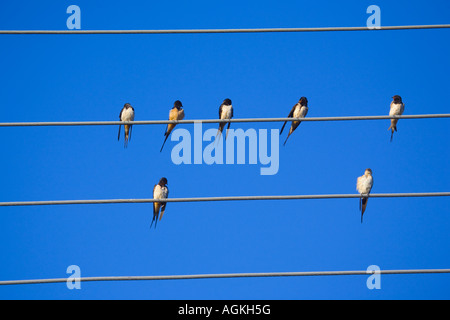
[299,97,308,106]
[365,168,373,176]
[223,98,232,105]
[124,103,132,109]
[392,95,402,104]
[174,100,183,109]
[159,177,168,186]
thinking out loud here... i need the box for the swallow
[356,168,374,223]
[216,98,233,140]
[280,97,308,146]
[118,103,135,148]
[160,100,185,152]
[388,95,405,142]
[151,177,169,228]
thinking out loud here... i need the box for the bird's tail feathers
[360,196,368,223]
[225,122,231,140]
[280,122,287,135]
[160,134,170,152]
[124,125,130,148]
[388,120,398,142]
[216,123,225,143]
[388,126,395,142]
[159,204,166,221]
[151,203,160,228]
[150,215,157,228]
[283,133,291,146]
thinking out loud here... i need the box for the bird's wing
[165,107,179,134]
[117,107,124,140]
[159,187,169,221]
[288,104,296,118]
[219,104,223,119]
[280,104,297,134]
[178,108,185,120]
[151,184,160,228]
[356,176,363,193]
[169,107,178,121]
[301,106,308,118]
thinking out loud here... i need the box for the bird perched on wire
[151,177,169,228]
[356,168,374,223]
[160,100,185,152]
[388,95,405,142]
[118,103,135,148]
[280,97,308,146]
[216,98,233,140]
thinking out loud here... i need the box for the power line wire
[1,192,449,207]
[1,268,449,286]
[1,114,449,127]
[1,24,450,35]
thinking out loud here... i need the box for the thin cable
[1,24,450,35]
[1,114,449,127]
[1,192,449,207]
[1,268,449,286]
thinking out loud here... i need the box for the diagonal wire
[1,24,450,35]
[1,268,450,286]
[0,114,450,127]
[1,192,449,207]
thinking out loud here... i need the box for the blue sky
[0,0,449,299]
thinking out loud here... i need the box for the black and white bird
[118,103,135,148]
[388,95,405,142]
[216,98,233,140]
[356,168,374,223]
[280,97,308,146]
[151,177,169,228]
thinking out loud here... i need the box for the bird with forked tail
[216,98,233,141]
[118,103,135,148]
[388,95,405,142]
[160,100,185,152]
[280,97,308,146]
[356,168,374,223]
[151,177,169,228]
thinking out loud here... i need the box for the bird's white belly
[121,108,135,121]
[390,103,404,116]
[153,185,168,199]
[358,176,373,194]
[221,105,233,119]
[293,106,306,118]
